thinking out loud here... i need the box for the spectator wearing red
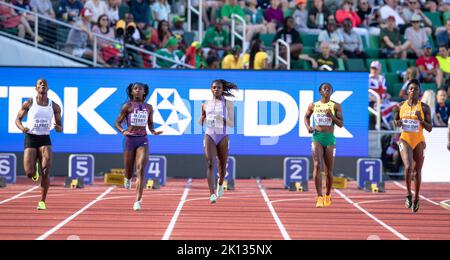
[336,0,361,27]
[416,43,443,88]
[0,0,40,41]
[149,20,171,50]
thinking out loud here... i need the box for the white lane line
[0,186,39,205]
[335,189,409,240]
[257,179,291,240]
[393,181,439,206]
[35,186,115,240]
[162,178,192,240]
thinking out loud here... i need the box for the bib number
[130,111,148,127]
[315,114,332,126]
[32,119,51,131]
[402,119,420,133]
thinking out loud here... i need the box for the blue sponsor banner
[0,68,368,156]
[68,154,95,184]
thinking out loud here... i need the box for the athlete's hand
[22,127,29,134]
[54,123,63,132]
[152,131,163,135]
[122,130,131,136]
[415,111,424,122]
[307,125,314,134]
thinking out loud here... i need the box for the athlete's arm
[148,104,162,135]
[115,103,131,135]
[330,103,344,128]
[394,102,403,127]
[225,100,235,128]
[200,103,206,126]
[15,99,32,133]
[304,103,314,133]
[53,102,63,132]
[420,102,433,132]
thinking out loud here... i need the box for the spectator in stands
[246,0,276,34]
[92,14,121,65]
[206,54,220,69]
[129,0,150,29]
[399,66,420,98]
[379,0,405,27]
[315,41,338,71]
[184,41,207,69]
[222,45,243,69]
[202,19,230,58]
[436,45,450,94]
[0,0,41,41]
[148,20,171,50]
[30,0,55,18]
[243,38,270,69]
[257,0,270,9]
[336,0,361,27]
[318,18,344,58]
[123,12,144,45]
[437,19,450,49]
[380,16,411,59]
[421,89,436,122]
[84,0,107,23]
[66,8,107,65]
[293,0,321,34]
[152,0,171,23]
[13,0,35,24]
[171,15,187,51]
[273,16,303,60]
[339,18,366,59]
[265,0,284,30]
[105,0,120,26]
[192,0,223,28]
[416,43,443,88]
[404,14,430,58]
[356,0,381,35]
[155,37,184,68]
[56,0,83,24]
[308,0,331,30]
[401,0,432,27]
[435,88,450,126]
[369,60,388,100]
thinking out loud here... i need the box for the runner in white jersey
[15,79,63,210]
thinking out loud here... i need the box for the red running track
[0,177,450,240]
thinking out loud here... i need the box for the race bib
[130,111,148,127]
[402,119,420,133]
[314,114,332,126]
[32,119,51,131]
[206,114,223,128]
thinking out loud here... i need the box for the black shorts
[24,134,51,149]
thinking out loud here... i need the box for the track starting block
[224,180,235,190]
[64,177,84,189]
[146,178,160,190]
[332,176,348,189]
[0,177,7,188]
[104,173,125,186]
[289,181,308,192]
[364,181,385,193]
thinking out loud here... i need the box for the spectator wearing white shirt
[318,18,345,58]
[379,0,405,26]
[339,18,366,58]
[404,14,430,58]
[84,0,108,23]
[152,0,171,23]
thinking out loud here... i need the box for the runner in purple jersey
[115,82,163,211]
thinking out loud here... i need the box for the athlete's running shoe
[133,200,141,211]
[124,178,131,190]
[210,194,217,204]
[412,199,420,213]
[217,183,224,198]
[316,196,324,208]
[324,195,332,207]
[405,195,413,209]
[37,201,46,210]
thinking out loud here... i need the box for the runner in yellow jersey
[394,79,433,213]
[304,83,344,208]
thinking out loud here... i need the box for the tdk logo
[0,86,353,138]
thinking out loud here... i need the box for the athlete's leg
[412,142,426,202]
[204,135,218,195]
[134,145,149,202]
[24,148,38,179]
[323,145,336,196]
[312,142,325,197]
[216,136,229,186]
[399,140,414,197]
[124,150,136,180]
[38,146,52,202]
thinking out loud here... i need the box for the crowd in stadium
[1,0,450,129]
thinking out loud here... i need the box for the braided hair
[212,79,238,97]
[126,82,149,101]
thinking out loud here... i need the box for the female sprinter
[394,79,432,213]
[115,82,162,211]
[304,83,344,208]
[201,79,236,203]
